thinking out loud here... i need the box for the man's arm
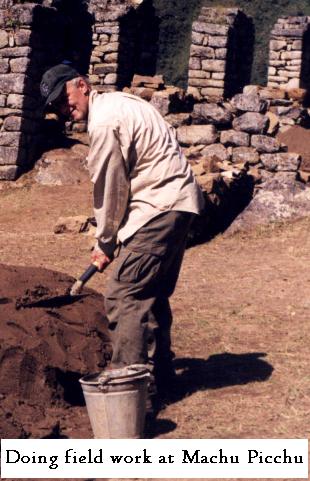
[87,122,130,267]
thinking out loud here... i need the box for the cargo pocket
[115,249,162,285]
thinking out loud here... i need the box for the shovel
[16,262,99,309]
[70,261,99,296]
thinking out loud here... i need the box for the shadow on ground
[146,352,273,437]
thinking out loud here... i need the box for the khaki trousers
[104,211,194,386]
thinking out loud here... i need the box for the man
[40,63,205,398]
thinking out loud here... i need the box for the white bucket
[80,365,151,439]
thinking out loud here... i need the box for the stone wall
[268,16,310,91]
[0,1,64,180]
[188,7,254,102]
[0,0,158,177]
[88,0,158,93]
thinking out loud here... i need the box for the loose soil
[0,130,310,480]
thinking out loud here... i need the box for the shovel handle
[79,262,99,283]
[70,262,99,296]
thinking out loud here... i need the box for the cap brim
[44,80,66,108]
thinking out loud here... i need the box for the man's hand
[91,250,111,272]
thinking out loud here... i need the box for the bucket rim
[79,364,151,386]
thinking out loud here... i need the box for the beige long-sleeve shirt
[87,90,205,257]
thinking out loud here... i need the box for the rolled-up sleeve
[87,123,130,257]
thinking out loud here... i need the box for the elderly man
[40,63,204,399]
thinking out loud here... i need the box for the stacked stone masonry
[0,1,63,180]
[268,16,310,90]
[188,7,253,101]
[88,0,158,93]
[0,2,310,185]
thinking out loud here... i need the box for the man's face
[53,78,89,121]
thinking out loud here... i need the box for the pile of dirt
[278,124,310,171]
[0,264,111,439]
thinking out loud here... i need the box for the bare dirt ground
[0,150,310,479]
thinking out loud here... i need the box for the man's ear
[78,78,89,95]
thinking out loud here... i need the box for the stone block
[94,63,117,75]
[201,87,224,98]
[193,103,232,125]
[271,28,305,36]
[192,32,204,45]
[0,146,23,165]
[150,88,185,117]
[279,70,300,78]
[268,67,276,76]
[104,52,118,63]
[88,74,100,84]
[0,30,8,48]
[0,131,22,147]
[251,135,281,153]
[0,165,19,180]
[189,57,201,70]
[187,86,202,101]
[3,116,38,134]
[190,45,215,58]
[193,21,229,36]
[10,3,37,25]
[259,87,286,100]
[164,113,191,129]
[232,112,269,134]
[266,112,280,135]
[269,40,287,51]
[232,147,260,165]
[270,51,280,60]
[260,152,300,172]
[103,73,117,85]
[268,75,289,82]
[201,59,225,72]
[220,130,250,147]
[290,59,302,65]
[132,74,165,88]
[286,88,306,101]
[10,57,30,73]
[231,93,268,113]
[281,50,302,60]
[188,70,210,79]
[243,85,261,95]
[285,78,300,89]
[196,172,221,193]
[208,36,228,47]
[0,95,5,107]
[95,25,120,35]
[0,46,31,57]
[14,29,31,46]
[188,78,212,87]
[6,94,36,110]
[269,60,286,67]
[90,56,101,63]
[99,34,109,43]
[292,40,302,49]
[94,42,119,54]
[177,125,218,146]
[206,79,225,88]
[212,72,225,80]
[201,143,230,162]
[0,58,9,74]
